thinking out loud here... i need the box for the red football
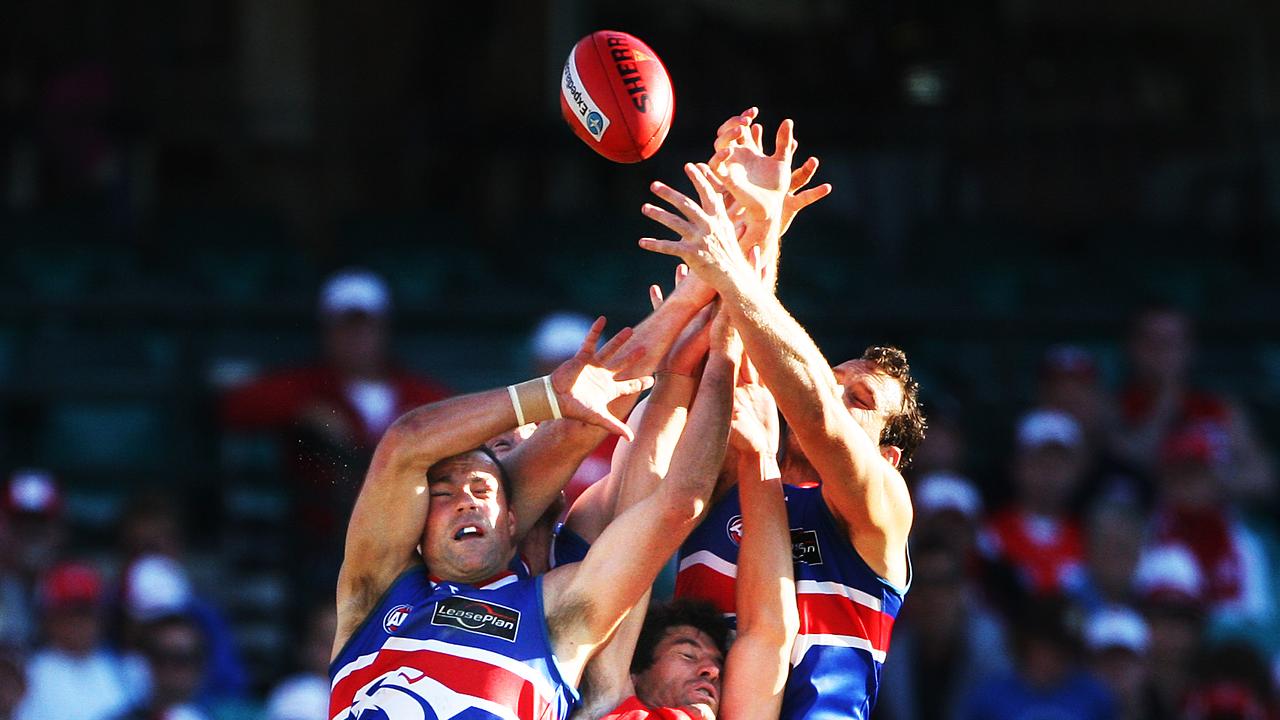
[559,30,675,163]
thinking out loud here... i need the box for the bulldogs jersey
[329,560,579,720]
[675,484,907,720]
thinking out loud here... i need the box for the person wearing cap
[1133,544,1209,718]
[1147,425,1275,627]
[1084,607,1158,720]
[0,469,68,650]
[219,268,451,594]
[111,614,211,720]
[14,562,133,720]
[1068,500,1146,614]
[979,409,1089,603]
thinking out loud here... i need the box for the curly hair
[861,345,926,468]
[630,598,731,675]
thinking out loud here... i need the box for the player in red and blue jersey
[639,113,927,720]
[330,307,745,720]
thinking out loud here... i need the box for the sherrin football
[559,30,674,163]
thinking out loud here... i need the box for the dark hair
[861,346,926,468]
[630,599,731,675]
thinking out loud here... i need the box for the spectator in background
[1133,544,1208,717]
[1112,305,1274,508]
[113,615,210,720]
[877,531,1011,720]
[220,268,450,592]
[958,597,1114,720]
[1084,607,1158,720]
[980,410,1088,603]
[1070,501,1147,614]
[1149,426,1273,626]
[0,469,67,649]
[116,553,246,708]
[0,652,24,720]
[1038,345,1149,510]
[15,562,133,720]
[262,604,335,720]
[912,472,985,571]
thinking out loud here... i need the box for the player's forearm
[733,450,797,645]
[717,281,839,432]
[615,373,696,512]
[738,217,783,290]
[658,350,737,519]
[610,284,712,375]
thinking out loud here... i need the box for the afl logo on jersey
[383,604,412,634]
[726,515,744,546]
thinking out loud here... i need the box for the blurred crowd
[2,270,1278,720]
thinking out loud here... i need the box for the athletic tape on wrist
[543,376,562,419]
[508,385,526,426]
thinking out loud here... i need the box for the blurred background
[3,1,1280,719]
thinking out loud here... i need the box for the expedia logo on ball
[562,47,610,141]
[790,528,823,566]
[430,596,520,642]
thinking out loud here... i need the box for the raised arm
[333,318,652,656]
[542,315,740,685]
[502,273,714,539]
[638,161,912,586]
[720,382,797,720]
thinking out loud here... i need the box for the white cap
[1134,544,1204,605]
[1017,409,1083,449]
[531,312,594,364]
[125,554,193,621]
[915,472,983,519]
[319,268,391,317]
[1084,606,1150,653]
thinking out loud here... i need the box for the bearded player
[638,116,926,720]
[329,308,743,720]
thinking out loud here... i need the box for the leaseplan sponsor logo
[562,47,610,141]
[431,596,521,642]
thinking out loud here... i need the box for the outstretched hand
[549,317,654,440]
[640,163,755,294]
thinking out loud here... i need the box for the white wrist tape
[543,376,562,419]
[508,385,526,426]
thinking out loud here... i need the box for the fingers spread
[774,119,795,162]
[596,324,633,362]
[638,237,686,257]
[650,181,706,222]
[579,316,607,355]
[649,284,664,311]
[793,183,833,209]
[642,203,694,237]
[686,163,723,215]
[790,156,820,192]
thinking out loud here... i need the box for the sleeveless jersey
[549,522,590,569]
[329,559,579,720]
[675,484,907,720]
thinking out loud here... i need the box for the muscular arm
[638,163,911,586]
[542,333,738,685]
[502,284,712,539]
[333,321,652,658]
[571,373,699,719]
[334,387,533,656]
[721,448,797,720]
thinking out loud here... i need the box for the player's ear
[504,509,516,536]
[880,445,902,469]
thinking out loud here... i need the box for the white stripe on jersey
[480,574,519,590]
[677,550,738,577]
[795,579,883,612]
[791,632,888,665]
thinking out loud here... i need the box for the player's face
[632,625,723,715]
[421,453,516,583]
[831,359,905,461]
